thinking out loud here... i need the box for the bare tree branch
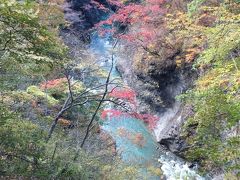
[80,49,115,149]
[64,69,74,103]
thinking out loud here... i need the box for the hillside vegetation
[0,0,239,179]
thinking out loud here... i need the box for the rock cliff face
[116,49,197,153]
[67,0,111,29]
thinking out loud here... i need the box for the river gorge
[61,1,207,179]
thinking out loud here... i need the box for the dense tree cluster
[0,0,120,178]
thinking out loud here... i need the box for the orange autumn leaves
[109,88,137,105]
[40,78,67,90]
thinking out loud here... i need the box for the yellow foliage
[27,85,58,106]
[58,118,71,127]
[36,0,65,34]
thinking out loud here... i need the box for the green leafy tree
[0,0,67,91]
[180,2,240,176]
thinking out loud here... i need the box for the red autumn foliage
[40,78,67,90]
[95,0,166,48]
[109,88,136,104]
[102,87,159,129]
[101,109,123,119]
